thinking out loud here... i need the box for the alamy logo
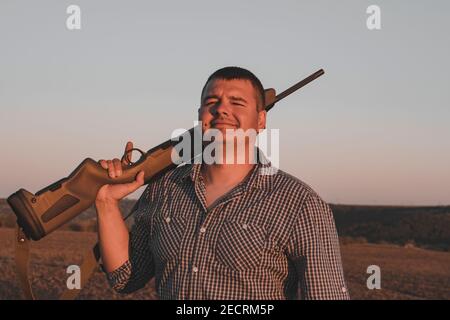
[66,265,81,290]
[366,5,381,30]
[171,122,280,175]
[66,5,81,30]
[366,265,381,289]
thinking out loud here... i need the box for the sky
[1,0,449,205]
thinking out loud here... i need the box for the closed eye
[204,100,218,107]
[229,95,248,106]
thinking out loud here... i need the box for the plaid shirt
[105,161,350,300]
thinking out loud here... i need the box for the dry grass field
[0,227,448,300]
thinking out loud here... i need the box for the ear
[258,110,267,132]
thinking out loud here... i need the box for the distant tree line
[331,205,450,251]
[1,199,449,251]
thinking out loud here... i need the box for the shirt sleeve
[104,184,156,294]
[286,192,350,300]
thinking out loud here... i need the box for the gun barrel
[266,69,324,111]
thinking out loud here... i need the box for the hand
[96,141,145,204]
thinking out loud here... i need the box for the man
[96,66,350,299]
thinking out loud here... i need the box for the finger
[135,170,145,185]
[113,158,122,177]
[123,141,134,165]
[99,159,108,170]
[107,160,115,178]
[123,171,145,194]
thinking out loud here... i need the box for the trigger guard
[121,148,145,166]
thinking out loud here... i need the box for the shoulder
[162,163,193,185]
[269,168,323,199]
[267,168,330,211]
[144,163,192,193]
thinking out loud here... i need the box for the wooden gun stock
[7,69,324,240]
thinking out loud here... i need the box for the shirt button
[192,266,198,273]
[242,223,248,230]
[342,287,347,293]
[200,227,206,233]
[165,217,171,223]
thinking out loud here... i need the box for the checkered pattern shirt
[105,161,350,300]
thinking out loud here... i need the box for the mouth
[210,121,238,129]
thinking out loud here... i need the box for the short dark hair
[201,66,265,111]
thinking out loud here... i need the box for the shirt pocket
[215,219,267,271]
[152,214,186,263]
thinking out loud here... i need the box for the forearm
[96,199,130,273]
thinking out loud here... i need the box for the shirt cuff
[104,260,132,292]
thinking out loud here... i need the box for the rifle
[7,69,324,241]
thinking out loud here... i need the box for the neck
[202,148,256,187]
[201,141,259,186]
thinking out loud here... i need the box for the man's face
[198,79,266,136]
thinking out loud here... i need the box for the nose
[212,100,230,117]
